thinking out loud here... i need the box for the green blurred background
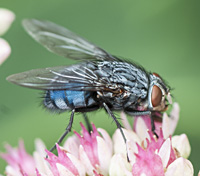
[0,0,200,174]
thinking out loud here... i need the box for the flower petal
[132,144,165,176]
[134,114,163,140]
[0,140,35,175]
[79,145,95,175]
[35,138,47,157]
[172,134,191,158]
[162,103,180,138]
[63,135,80,158]
[4,165,22,176]
[133,116,150,141]
[126,140,138,165]
[0,38,11,65]
[97,128,113,154]
[109,154,132,176]
[56,163,74,176]
[165,157,194,176]
[97,136,112,175]
[0,8,15,36]
[67,153,86,176]
[33,151,53,176]
[120,111,132,130]
[113,128,140,156]
[158,138,171,168]
[75,123,99,167]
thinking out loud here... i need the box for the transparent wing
[22,19,117,61]
[7,63,111,91]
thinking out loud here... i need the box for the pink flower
[131,102,191,161]
[0,122,113,176]
[132,143,164,176]
[0,140,35,176]
[131,102,180,141]
[110,102,193,176]
[131,133,194,176]
[114,103,181,159]
[45,144,85,176]
[73,123,113,176]
[0,103,194,176]
[131,131,176,176]
[34,138,85,176]
[110,130,194,176]
[121,103,191,158]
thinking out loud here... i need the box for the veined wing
[23,19,117,61]
[7,63,112,91]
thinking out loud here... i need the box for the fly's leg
[103,103,130,161]
[103,103,126,144]
[49,109,75,153]
[82,113,92,133]
[126,111,151,116]
[150,114,158,138]
[125,110,158,138]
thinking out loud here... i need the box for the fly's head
[148,73,172,112]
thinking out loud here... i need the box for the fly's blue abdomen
[44,90,97,112]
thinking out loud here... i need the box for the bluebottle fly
[7,19,172,152]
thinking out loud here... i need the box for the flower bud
[165,157,194,176]
[0,8,15,36]
[0,38,11,65]
[172,134,191,158]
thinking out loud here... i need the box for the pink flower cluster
[0,103,194,176]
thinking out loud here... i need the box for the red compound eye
[151,85,162,107]
[153,72,160,78]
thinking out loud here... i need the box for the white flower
[0,8,15,65]
[0,8,15,36]
[0,38,11,65]
[165,157,194,176]
[172,134,191,158]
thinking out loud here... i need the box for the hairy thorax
[95,61,149,110]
